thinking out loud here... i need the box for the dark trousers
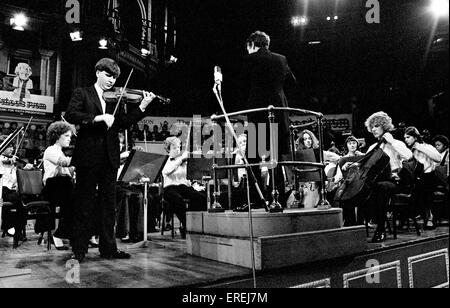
[247,111,290,206]
[368,181,399,233]
[72,163,117,255]
[1,187,22,231]
[413,171,442,219]
[43,176,74,240]
[164,185,206,227]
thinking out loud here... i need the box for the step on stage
[0,209,448,288]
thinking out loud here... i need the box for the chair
[389,193,421,239]
[16,168,53,250]
[160,197,190,238]
[0,200,14,237]
[159,178,190,238]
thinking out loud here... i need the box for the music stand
[118,150,168,248]
[187,157,228,180]
[187,157,227,209]
[293,149,321,182]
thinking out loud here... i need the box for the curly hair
[46,121,76,145]
[163,136,180,153]
[14,63,32,76]
[364,111,395,133]
[433,135,449,149]
[297,129,319,150]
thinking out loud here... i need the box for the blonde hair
[364,111,395,133]
[164,136,180,153]
[14,63,32,76]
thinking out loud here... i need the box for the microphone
[214,66,223,91]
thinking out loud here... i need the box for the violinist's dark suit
[239,48,296,205]
[65,86,149,256]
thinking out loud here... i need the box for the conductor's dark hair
[246,31,270,49]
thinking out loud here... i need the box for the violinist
[1,144,33,243]
[364,112,412,243]
[65,58,156,263]
[162,137,206,239]
[41,121,76,250]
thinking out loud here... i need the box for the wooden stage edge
[0,221,448,288]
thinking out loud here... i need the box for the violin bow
[13,116,33,158]
[184,121,193,154]
[112,68,134,117]
[143,129,148,152]
[61,114,77,137]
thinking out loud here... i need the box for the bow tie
[170,157,176,161]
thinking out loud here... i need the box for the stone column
[39,49,54,96]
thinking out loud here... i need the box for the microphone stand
[213,80,259,288]
[211,82,270,212]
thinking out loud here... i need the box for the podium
[117,150,168,248]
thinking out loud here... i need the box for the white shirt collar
[94,83,106,114]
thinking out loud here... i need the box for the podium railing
[209,106,330,212]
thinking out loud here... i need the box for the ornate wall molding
[408,249,449,288]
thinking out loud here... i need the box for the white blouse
[43,144,73,185]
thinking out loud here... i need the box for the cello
[333,139,391,206]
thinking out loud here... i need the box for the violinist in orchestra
[65,58,157,263]
[364,112,412,243]
[294,129,340,209]
[403,127,442,230]
[162,137,206,239]
[41,121,77,250]
[332,135,365,226]
[1,144,34,244]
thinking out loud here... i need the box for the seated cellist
[364,112,412,243]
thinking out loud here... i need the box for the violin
[1,154,29,166]
[103,87,171,105]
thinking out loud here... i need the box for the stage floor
[0,224,448,288]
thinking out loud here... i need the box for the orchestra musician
[161,136,206,239]
[0,144,34,246]
[364,112,412,243]
[41,121,76,250]
[65,58,156,262]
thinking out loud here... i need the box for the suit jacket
[65,86,148,169]
[240,48,297,155]
[240,48,296,110]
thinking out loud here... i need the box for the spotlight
[429,0,449,18]
[334,15,339,20]
[10,13,28,31]
[70,30,82,41]
[326,16,331,21]
[98,39,108,49]
[291,16,308,27]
